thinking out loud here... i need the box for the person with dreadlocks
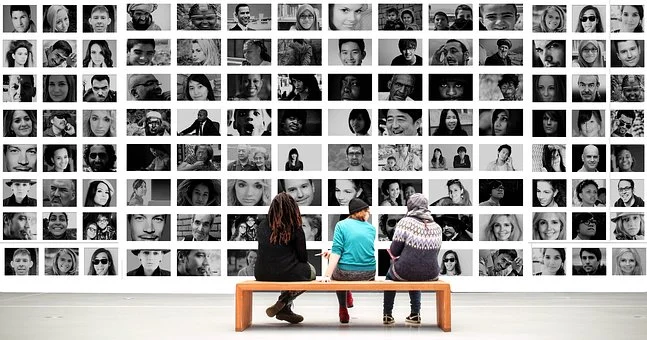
[255,192,316,324]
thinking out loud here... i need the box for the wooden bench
[235,280,451,332]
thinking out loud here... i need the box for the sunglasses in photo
[443,258,456,263]
[580,16,596,22]
[92,259,109,265]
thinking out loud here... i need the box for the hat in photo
[128,4,157,13]
[611,212,642,223]
[5,179,37,186]
[146,111,162,120]
[131,249,170,256]
[435,214,467,231]
[497,39,512,48]
[348,198,369,214]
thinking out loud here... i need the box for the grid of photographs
[1,2,646,289]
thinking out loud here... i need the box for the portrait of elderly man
[144,111,170,136]
[3,179,37,207]
[128,74,171,101]
[574,74,604,102]
[227,144,255,171]
[44,179,76,207]
[3,212,36,240]
[82,75,117,102]
[182,214,219,241]
[485,39,513,65]
[378,74,418,101]
[127,4,161,30]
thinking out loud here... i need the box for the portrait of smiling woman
[86,248,117,276]
[4,110,36,137]
[481,214,523,241]
[532,212,567,240]
[532,248,566,276]
[43,74,76,102]
[179,74,218,101]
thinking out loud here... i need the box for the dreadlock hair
[268,192,302,245]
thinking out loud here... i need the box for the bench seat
[235,280,451,332]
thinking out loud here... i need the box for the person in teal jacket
[322,197,376,324]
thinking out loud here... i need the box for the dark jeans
[382,267,421,315]
[276,263,316,307]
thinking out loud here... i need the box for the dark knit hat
[348,198,369,214]
[131,249,170,256]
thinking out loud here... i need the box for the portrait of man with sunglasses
[611,110,642,137]
[83,144,116,172]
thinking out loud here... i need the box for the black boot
[275,304,304,324]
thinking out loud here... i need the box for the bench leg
[235,288,253,332]
[435,290,451,332]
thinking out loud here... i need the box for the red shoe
[346,291,354,308]
[339,306,349,324]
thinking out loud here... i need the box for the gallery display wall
[1,1,646,293]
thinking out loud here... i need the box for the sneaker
[265,301,286,317]
[383,314,395,325]
[405,313,421,324]
[339,306,350,324]
[346,291,354,308]
[276,308,304,324]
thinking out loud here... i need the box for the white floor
[0,292,646,340]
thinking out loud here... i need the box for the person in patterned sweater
[382,193,442,325]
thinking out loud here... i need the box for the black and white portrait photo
[479,109,523,136]
[328,179,372,206]
[127,249,171,276]
[227,3,271,31]
[377,144,423,171]
[479,39,523,66]
[532,179,566,208]
[329,144,372,171]
[572,212,606,240]
[227,39,271,66]
[177,3,221,30]
[278,144,322,171]
[479,249,523,276]
[572,144,605,172]
[429,109,472,136]
[4,248,39,276]
[379,4,423,30]
[226,144,270,171]
[227,74,271,101]
[127,74,171,101]
[3,40,36,68]
[531,144,567,173]
[278,179,322,207]
[82,40,116,68]
[177,39,221,66]
[610,110,644,137]
[3,179,37,207]
[532,110,566,137]
[279,39,322,66]
[126,144,170,171]
[228,249,258,276]
[532,75,566,102]
[328,74,372,101]
[278,75,322,101]
[611,213,645,241]
[82,5,115,33]
[609,179,645,208]
[85,248,118,276]
[429,144,473,171]
[126,4,171,31]
[572,5,605,33]
[227,179,271,206]
[429,39,471,66]
[435,214,473,242]
[177,179,220,206]
[328,109,372,136]
[3,110,37,137]
[126,39,170,66]
[532,212,567,240]
[429,74,472,101]
[611,248,645,275]
[177,109,220,136]
[428,4,473,31]
[82,212,116,240]
[379,39,423,66]
[573,74,606,102]
[3,212,37,240]
[532,248,566,276]
[479,74,523,101]
[479,144,523,171]
[610,40,644,67]
[478,3,523,31]
[328,39,370,66]
[127,179,171,206]
[572,248,606,275]
[610,74,643,102]
[178,74,221,101]
[43,74,77,102]
[227,215,263,242]
[177,249,221,276]
[479,214,523,241]
[3,5,38,33]
[572,40,606,67]
[126,109,171,136]
[278,4,321,30]
[378,74,422,101]
[177,144,221,171]
[127,214,171,242]
[44,248,79,276]
[532,40,566,67]
[177,214,221,241]
[439,249,473,276]
[43,5,76,33]
[611,144,644,172]
[378,109,422,136]
[227,109,270,136]
[478,179,523,207]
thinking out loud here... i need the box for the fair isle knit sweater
[389,215,443,281]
